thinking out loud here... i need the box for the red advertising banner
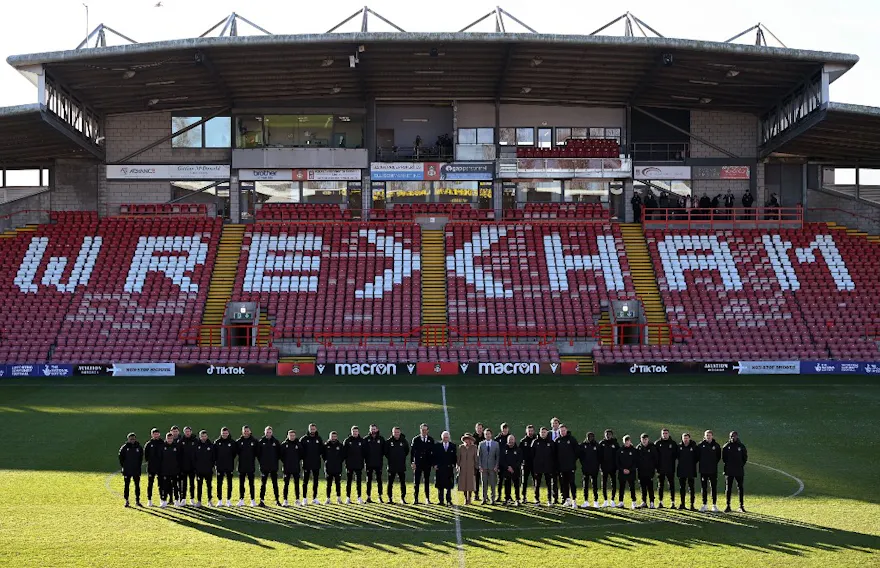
[277,362,316,376]
[560,361,580,375]
[422,163,442,180]
[416,362,459,376]
[719,166,750,180]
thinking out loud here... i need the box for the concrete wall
[52,159,101,211]
[806,188,880,234]
[689,111,758,158]
[0,190,51,231]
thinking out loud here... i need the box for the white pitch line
[441,384,466,568]
[751,462,805,498]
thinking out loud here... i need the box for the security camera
[662,53,674,67]
[358,45,365,53]
[349,55,359,68]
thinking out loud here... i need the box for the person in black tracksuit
[722,431,748,512]
[178,427,197,505]
[677,432,698,510]
[555,425,579,507]
[655,429,678,508]
[118,433,143,507]
[194,430,216,506]
[343,426,366,503]
[280,430,302,506]
[364,425,385,503]
[237,426,258,505]
[531,427,556,505]
[494,424,511,500]
[578,432,600,507]
[324,432,345,503]
[300,424,325,503]
[143,428,163,506]
[499,435,523,504]
[519,426,537,502]
[160,433,182,506]
[169,426,182,503]
[616,436,637,507]
[214,427,236,506]
[697,430,722,511]
[636,434,659,507]
[258,426,282,506]
[410,424,435,504]
[599,429,619,506]
[385,427,410,504]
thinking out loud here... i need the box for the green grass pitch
[0,375,878,567]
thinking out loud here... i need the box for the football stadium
[1,4,879,567]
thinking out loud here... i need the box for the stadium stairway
[620,223,669,344]
[0,224,38,239]
[826,222,880,243]
[200,224,245,347]
[258,308,272,347]
[562,354,594,375]
[421,229,448,345]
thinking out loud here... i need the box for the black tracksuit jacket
[119,442,143,476]
[179,435,197,472]
[655,438,678,476]
[519,435,537,469]
[236,436,258,474]
[324,440,344,476]
[555,434,579,473]
[677,441,698,478]
[343,436,367,471]
[500,444,523,474]
[299,433,325,471]
[257,436,281,473]
[364,433,386,470]
[160,442,182,477]
[144,438,164,475]
[385,435,410,473]
[636,442,659,478]
[531,436,556,475]
[616,445,637,475]
[578,440,600,475]
[697,440,722,476]
[599,438,619,473]
[722,440,748,476]
[214,436,237,473]
[194,440,216,475]
[280,438,302,475]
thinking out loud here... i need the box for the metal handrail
[641,206,803,229]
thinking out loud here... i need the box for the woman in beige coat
[457,433,478,504]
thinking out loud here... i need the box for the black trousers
[160,475,176,501]
[617,473,636,503]
[260,471,279,502]
[701,474,718,504]
[639,476,655,503]
[560,470,576,501]
[552,472,560,502]
[503,471,521,501]
[679,477,696,506]
[473,467,480,497]
[326,473,341,498]
[437,484,452,505]
[582,472,599,501]
[366,467,383,498]
[123,475,141,502]
[147,473,159,501]
[414,466,431,501]
[346,469,363,498]
[302,469,320,499]
[181,470,196,499]
[521,464,533,500]
[658,472,675,503]
[172,474,181,501]
[197,473,213,502]
[216,471,233,500]
[239,472,255,500]
[533,472,553,501]
[725,475,744,507]
[387,471,407,500]
[283,472,301,501]
[601,469,617,500]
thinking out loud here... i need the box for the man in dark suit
[410,423,435,504]
[434,430,457,506]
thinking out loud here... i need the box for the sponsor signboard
[439,162,494,181]
[107,165,231,180]
[293,168,362,181]
[239,169,292,181]
[8,364,42,377]
[370,162,442,181]
[108,363,176,377]
[736,361,800,375]
[316,363,417,376]
[720,165,751,180]
[800,361,868,375]
[600,362,739,375]
[175,364,276,376]
[633,165,692,180]
[692,166,751,180]
[75,364,110,376]
[277,362,317,376]
[416,362,460,376]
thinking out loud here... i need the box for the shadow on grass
[132,501,880,557]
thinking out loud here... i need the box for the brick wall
[806,188,880,234]
[53,159,100,211]
[690,111,758,158]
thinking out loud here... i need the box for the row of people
[117,422,748,512]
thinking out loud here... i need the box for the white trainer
[215,500,223,508]
[638,502,646,509]
[711,504,719,513]
[147,500,153,507]
[225,500,231,507]
[312,499,321,505]
[301,499,308,506]
[580,501,590,508]
[700,504,708,512]
[237,499,245,507]
[205,501,213,508]
[357,498,364,504]
[282,500,289,507]
[324,498,332,505]
[336,497,342,505]
[617,501,624,508]
[194,501,201,508]
[649,503,656,509]
[159,501,167,508]
[593,501,600,508]
[631,503,638,510]
[174,501,182,508]
[249,500,256,507]
[345,498,351,505]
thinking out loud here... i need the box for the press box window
[171,116,231,148]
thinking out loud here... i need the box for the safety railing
[641,206,803,230]
[0,209,52,233]
[593,322,693,345]
[178,324,274,346]
[105,202,216,218]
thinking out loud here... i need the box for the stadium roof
[0,104,100,165]
[768,103,880,163]
[7,33,858,115]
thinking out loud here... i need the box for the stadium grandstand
[1,5,878,377]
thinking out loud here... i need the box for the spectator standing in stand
[631,192,643,223]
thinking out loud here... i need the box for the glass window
[556,128,572,146]
[517,180,562,203]
[458,128,477,144]
[435,181,478,204]
[264,114,335,148]
[538,128,552,148]
[333,115,364,149]
[516,128,535,146]
[205,117,231,148]
[386,181,430,204]
[499,128,515,146]
[565,180,608,203]
[236,116,264,148]
[303,181,346,204]
[477,128,494,144]
[254,182,300,203]
[606,128,622,143]
[3,169,42,186]
[589,127,605,139]
[571,127,588,140]
[171,117,202,148]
